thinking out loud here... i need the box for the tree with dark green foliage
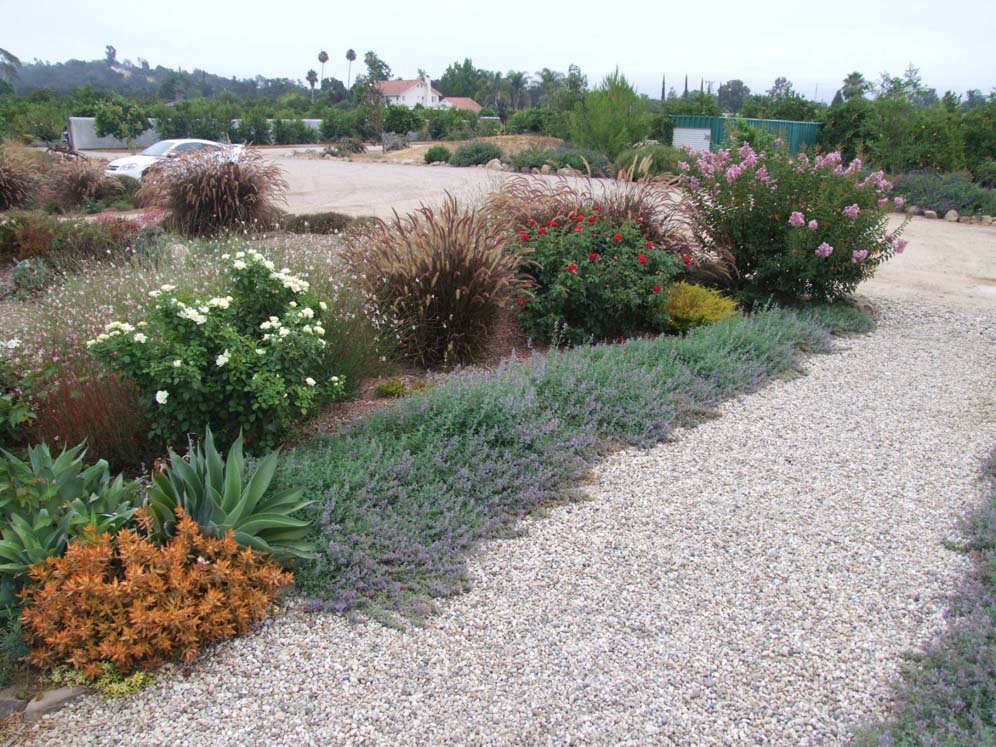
[840,71,870,101]
[94,97,150,151]
[360,51,391,83]
[717,79,750,113]
[104,45,116,65]
[0,48,20,85]
[318,51,328,83]
[570,70,650,159]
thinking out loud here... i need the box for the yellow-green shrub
[664,282,738,333]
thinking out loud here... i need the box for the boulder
[981,215,994,225]
[557,167,582,177]
[540,164,552,175]
[0,690,26,718]
[944,209,960,222]
[906,205,924,216]
[923,210,938,219]
[484,158,504,171]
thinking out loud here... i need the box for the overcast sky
[3,0,994,101]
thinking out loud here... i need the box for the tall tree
[717,79,750,113]
[318,51,329,83]
[505,70,529,110]
[682,75,688,99]
[767,76,794,100]
[306,69,318,100]
[840,71,870,101]
[345,49,356,87]
[361,51,391,83]
[0,48,21,84]
[104,45,117,65]
[661,74,665,101]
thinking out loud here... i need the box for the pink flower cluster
[851,249,869,263]
[843,204,861,220]
[788,211,806,227]
[815,242,834,258]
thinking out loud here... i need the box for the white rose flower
[216,350,230,367]
[255,348,265,355]
[289,301,297,308]
[149,290,161,298]
[305,377,316,387]
[160,284,176,292]
[319,301,328,311]
[155,390,169,405]
[235,251,246,259]
[278,327,290,337]
[313,325,325,337]
[302,325,313,334]
[172,359,182,368]
[233,260,247,270]
[221,253,231,260]
[300,307,314,319]
[260,321,272,330]
[133,333,147,343]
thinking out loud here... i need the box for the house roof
[375,79,442,97]
[444,97,483,112]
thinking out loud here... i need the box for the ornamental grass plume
[136,149,287,237]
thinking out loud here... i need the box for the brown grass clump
[344,193,532,368]
[20,510,292,678]
[43,157,121,207]
[137,149,288,236]
[0,145,41,210]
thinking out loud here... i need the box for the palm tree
[345,49,356,88]
[306,69,318,101]
[318,51,329,85]
[841,71,870,101]
[0,48,21,85]
[505,71,529,110]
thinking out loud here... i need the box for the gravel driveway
[21,296,996,746]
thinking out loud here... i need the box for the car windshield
[140,141,178,156]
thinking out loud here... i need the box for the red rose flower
[520,232,530,241]
[645,241,654,249]
[612,233,624,243]
[528,218,537,226]
[588,252,599,262]
[566,263,578,274]
[636,216,644,223]
[548,220,558,227]
[653,285,662,294]
[593,204,602,211]
[588,215,597,224]
[575,215,585,223]
[538,226,547,235]
[574,225,584,233]
[516,297,526,307]
[567,211,576,219]
[638,253,648,264]
[682,254,692,266]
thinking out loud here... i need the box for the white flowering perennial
[155,390,169,405]
[270,269,310,293]
[216,350,231,367]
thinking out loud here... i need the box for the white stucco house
[374,78,483,112]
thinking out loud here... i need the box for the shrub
[137,150,287,236]
[0,352,34,448]
[280,211,356,234]
[514,213,686,344]
[323,137,366,157]
[508,146,611,177]
[891,170,996,216]
[0,210,146,271]
[615,144,685,178]
[114,174,141,200]
[424,145,451,164]
[88,248,346,451]
[20,511,292,678]
[681,143,907,305]
[0,145,39,210]
[43,158,121,209]
[448,141,503,167]
[664,282,738,333]
[486,175,699,249]
[148,428,313,562]
[374,378,429,398]
[972,158,996,190]
[343,195,530,367]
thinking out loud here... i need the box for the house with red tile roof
[374,77,482,112]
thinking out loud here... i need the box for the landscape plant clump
[88,248,346,451]
[615,144,686,179]
[344,194,531,367]
[664,282,739,333]
[680,142,908,304]
[423,145,451,164]
[890,170,996,217]
[448,140,503,167]
[137,149,288,237]
[280,211,356,234]
[0,145,39,210]
[20,511,292,678]
[42,157,122,209]
[285,306,857,615]
[514,211,686,344]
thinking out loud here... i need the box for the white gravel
[22,297,996,747]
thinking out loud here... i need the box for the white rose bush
[88,249,345,451]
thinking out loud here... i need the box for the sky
[3,0,995,101]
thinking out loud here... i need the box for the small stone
[905,205,924,216]
[944,209,960,222]
[0,692,26,718]
[23,686,89,721]
[923,209,938,219]
[540,164,552,175]
[484,158,504,171]
[959,216,974,224]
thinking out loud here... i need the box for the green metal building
[672,115,821,155]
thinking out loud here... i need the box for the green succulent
[148,428,314,563]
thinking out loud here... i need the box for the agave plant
[147,428,313,562]
[0,442,141,614]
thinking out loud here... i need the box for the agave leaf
[230,451,278,525]
[236,514,311,534]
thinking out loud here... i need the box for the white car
[104,139,243,179]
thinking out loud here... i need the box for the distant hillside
[15,57,308,99]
